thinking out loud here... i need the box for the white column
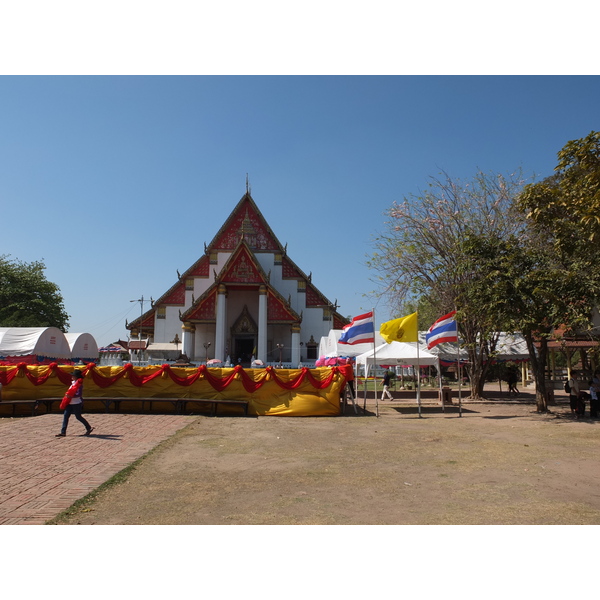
[215,284,227,362]
[291,323,301,367]
[181,323,194,359]
[258,285,268,363]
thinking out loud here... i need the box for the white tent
[419,331,531,364]
[64,333,99,360]
[0,327,72,359]
[355,341,442,418]
[318,329,385,358]
[355,341,440,374]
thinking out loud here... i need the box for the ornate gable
[181,287,217,322]
[333,314,349,329]
[208,193,283,252]
[160,281,186,305]
[267,289,301,323]
[219,242,268,286]
[305,283,328,307]
[127,308,156,334]
[184,255,210,278]
[282,256,302,279]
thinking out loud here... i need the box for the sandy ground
[52,385,600,526]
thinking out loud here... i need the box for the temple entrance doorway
[234,336,255,367]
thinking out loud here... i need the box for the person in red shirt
[55,369,94,437]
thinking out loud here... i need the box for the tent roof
[0,327,72,359]
[355,341,440,367]
[420,331,531,362]
[64,333,99,359]
[146,342,180,352]
[318,329,386,358]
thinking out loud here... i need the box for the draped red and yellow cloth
[0,363,349,416]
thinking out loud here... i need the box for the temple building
[126,191,349,366]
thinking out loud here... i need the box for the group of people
[566,370,600,419]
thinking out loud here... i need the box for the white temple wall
[192,278,211,302]
[302,308,329,345]
[269,323,291,363]
[193,323,215,362]
[154,307,185,344]
[256,253,303,314]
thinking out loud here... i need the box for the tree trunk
[524,332,549,412]
[465,346,487,399]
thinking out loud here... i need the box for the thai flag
[339,311,375,345]
[426,310,458,349]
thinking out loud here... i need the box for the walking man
[381,370,394,401]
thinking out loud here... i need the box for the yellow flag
[380,312,418,343]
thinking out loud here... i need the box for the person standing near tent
[567,371,582,418]
[381,369,394,401]
[55,369,94,437]
[589,372,600,419]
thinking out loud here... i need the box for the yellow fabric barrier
[0,365,344,417]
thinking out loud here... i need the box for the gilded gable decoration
[232,305,258,335]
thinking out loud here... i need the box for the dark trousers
[570,394,586,417]
[61,403,91,434]
[590,398,599,418]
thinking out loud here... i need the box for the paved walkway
[0,413,194,524]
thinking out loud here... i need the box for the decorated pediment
[219,242,268,286]
[231,305,258,335]
[282,256,302,279]
[181,287,217,322]
[333,314,349,329]
[157,281,186,306]
[127,308,156,333]
[208,193,283,252]
[184,255,210,278]
[267,289,301,323]
[305,282,329,307]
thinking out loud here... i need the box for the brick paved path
[0,413,194,524]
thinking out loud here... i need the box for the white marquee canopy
[355,341,440,375]
[64,332,99,360]
[0,327,72,359]
[0,328,99,361]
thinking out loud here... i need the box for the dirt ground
[53,387,600,525]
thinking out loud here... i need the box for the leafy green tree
[458,229,598,411]
[520,131,600,244]
[369,170,526,398]
[0,255,70,330]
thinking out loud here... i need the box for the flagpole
[457,340,463,418]
[416,312,422,418]
[373,308,379,418]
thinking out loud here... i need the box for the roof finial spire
[246,173,251,195]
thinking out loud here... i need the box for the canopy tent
[419,331,531,365]
[355,341,442,418]
[318,329,385,358]
[355,341,440,374]
[0,327,72,360]
[64,333,99,361]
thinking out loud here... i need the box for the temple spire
[246,173,251,195]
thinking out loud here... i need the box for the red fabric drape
[0,362,73,387]
[0,363,343,392]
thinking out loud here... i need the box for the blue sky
[1,75,599,347]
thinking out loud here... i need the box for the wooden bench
[84,397,250,417]
[179,398,249,417]
[1,397,250,417]
[0,398,58,417]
